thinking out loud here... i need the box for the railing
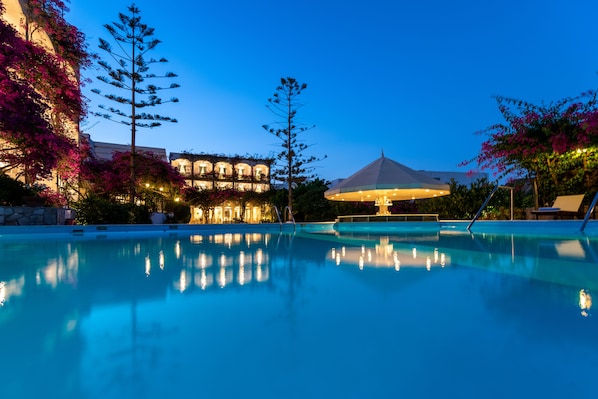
[580,192,598,233]
[284,206,296,228]
[273,205,296,231]
[274,205,282,226]
[467,185,514,231]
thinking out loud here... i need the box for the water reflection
[331,236,450,271]
[580,289,592,317]
[1,230,597,398]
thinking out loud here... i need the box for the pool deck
[1,219,598,238]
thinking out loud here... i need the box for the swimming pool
[1,222,597,398]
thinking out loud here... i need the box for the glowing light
[175,241,181,258]
[200,253,207,268]
[0,281,5,306]
[580,289,592,317]
[200,269,208,290]
[159,250,165,270]
[179,270,187,293]
[145,255,151,276]
[239,251,245,267]
[412,248,417,259]
[331,248,336,260]
[426,257,431,271]
[239,265,246,285]
[218,268,227,287]
[256,248,263,265]
[434,248,439,263]
[359,256,364,270]
[256,265,263,281]
[336,253,341,265]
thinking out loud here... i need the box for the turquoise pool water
[1,225,597,398]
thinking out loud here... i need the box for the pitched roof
[325,154,450,201]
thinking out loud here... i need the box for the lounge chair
[531,194,585,220]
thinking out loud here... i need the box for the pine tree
[91,4,180,204]
[263,77,326,218]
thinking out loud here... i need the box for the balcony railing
[180,172,269,182]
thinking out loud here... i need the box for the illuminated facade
[170,152,275,224]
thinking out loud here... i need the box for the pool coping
[1,219,598,238]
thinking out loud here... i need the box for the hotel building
[169,152,274,224]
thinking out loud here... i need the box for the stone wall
[0,206,70,225]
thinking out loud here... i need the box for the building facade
[1,0,81,195]
[170,152,274,224]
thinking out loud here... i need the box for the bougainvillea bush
[0,1,90,204]
[464,93,598,207]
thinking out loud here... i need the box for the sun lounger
[531,194,585,219]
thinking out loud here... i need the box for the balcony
[180,172,270,184]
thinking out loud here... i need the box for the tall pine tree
[92,3,179,204]
[263,77,326,218]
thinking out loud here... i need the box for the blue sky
[68,0,598,182]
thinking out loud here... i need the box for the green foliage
[72,194,150,224]
[169,202,191,223]
[331,200,376,217]
[292,179,336,221]
[92,4,179,129]
[0,174,38,205]
[417,178,529,220]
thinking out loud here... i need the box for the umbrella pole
[375,196,392,215]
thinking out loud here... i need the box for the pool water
[1,229,597,398]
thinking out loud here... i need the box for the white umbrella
[325,153,450,215]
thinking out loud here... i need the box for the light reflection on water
[0,231,597,398]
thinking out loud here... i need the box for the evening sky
[68,0,598,182]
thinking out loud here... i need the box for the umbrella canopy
[324,154,450,214]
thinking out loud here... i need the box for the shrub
[169,203,191,223]
[72,194,151,224]
[0,174,39,205]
